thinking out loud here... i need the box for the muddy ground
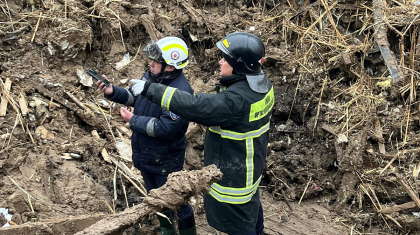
[1,0,420,234]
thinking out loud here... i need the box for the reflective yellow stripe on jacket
[161,87,177,110]
[208,122,270,204]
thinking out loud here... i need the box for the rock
[7,192,29,214]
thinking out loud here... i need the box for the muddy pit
[1,0,420,234]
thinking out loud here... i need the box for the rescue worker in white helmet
[129,32,272,235]
[96,36,196,235]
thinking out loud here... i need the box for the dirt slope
[1,0,420,234]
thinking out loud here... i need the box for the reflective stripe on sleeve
[161,87,177,110]
[125,89,135,106]
[146,118,156,137]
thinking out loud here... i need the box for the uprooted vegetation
[1,0,420,234]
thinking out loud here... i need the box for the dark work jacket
[105,70,194,175]
[144,74,274,235]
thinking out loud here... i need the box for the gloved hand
[131,79,146,96]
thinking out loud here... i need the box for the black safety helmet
[216,32,265,75]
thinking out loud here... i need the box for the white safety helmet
[143,37,189,69]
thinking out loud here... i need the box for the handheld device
[87,69,110,87]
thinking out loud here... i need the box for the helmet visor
[216,40,236,60]
[143,40,164,62]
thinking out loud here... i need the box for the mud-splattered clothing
[142,74,273,235]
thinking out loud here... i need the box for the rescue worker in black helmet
[96,36,196,235]
[130,32,273,235]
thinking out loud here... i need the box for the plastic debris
[0,208,12,227]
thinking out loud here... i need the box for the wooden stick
[379,201,417,214]
[299,177,312,204]
[120,174,129,209]
[372,0,404,85]
[31,12,42,43]
[4,0,14,31]
[288,74,302,120]
[93,98,115,142]
[64,91,92,114]
[366,149,406,160]
[319,0,346,44]
[313,76,328,137]
[390,165,420,210]
[373,117,386,154]
[18,93,28,116]
[0,78,12,116]
[300,2,338,42]
[26,123,35,144]
[120,170,147,197]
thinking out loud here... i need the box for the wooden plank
[18,93,28,116]
[0,78,12,116]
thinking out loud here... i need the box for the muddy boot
[157,211,176,235]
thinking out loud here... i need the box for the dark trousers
[142,171,195,229]
[231,201,264,235]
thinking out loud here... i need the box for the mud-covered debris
[74,165,222,235]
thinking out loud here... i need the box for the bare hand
[95,75,113,95]
[120,107,134,122]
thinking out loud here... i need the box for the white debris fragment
[115,52,132,70]
[1,133,10,139]
[336,133,348,143]
[115,138,132,162]
[98,99,110,108]
[29,97,48,107]
[0,208,12,227]
[47,41,56,55]
[61,40,69,50]
[249,26,256,31]
[189,33,198,42]
[77,68,93,87]
[70,153,82,158]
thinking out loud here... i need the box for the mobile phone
[87,69,110,87]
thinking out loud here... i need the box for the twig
[93,98,116,143]
[65,91,92,114]
[113,165,118,204]
[26,123,35,144]
[4,0,14,31]
[288,74,302,120]
[319,0,346,44]
[389,165,420,210]
[379,201,417,214]
[0,77,12,116]
[31,12,42,43]
[299,177,312,204]
[313,76,328,137]
[300,2,338,42]
[120,170,147,197]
